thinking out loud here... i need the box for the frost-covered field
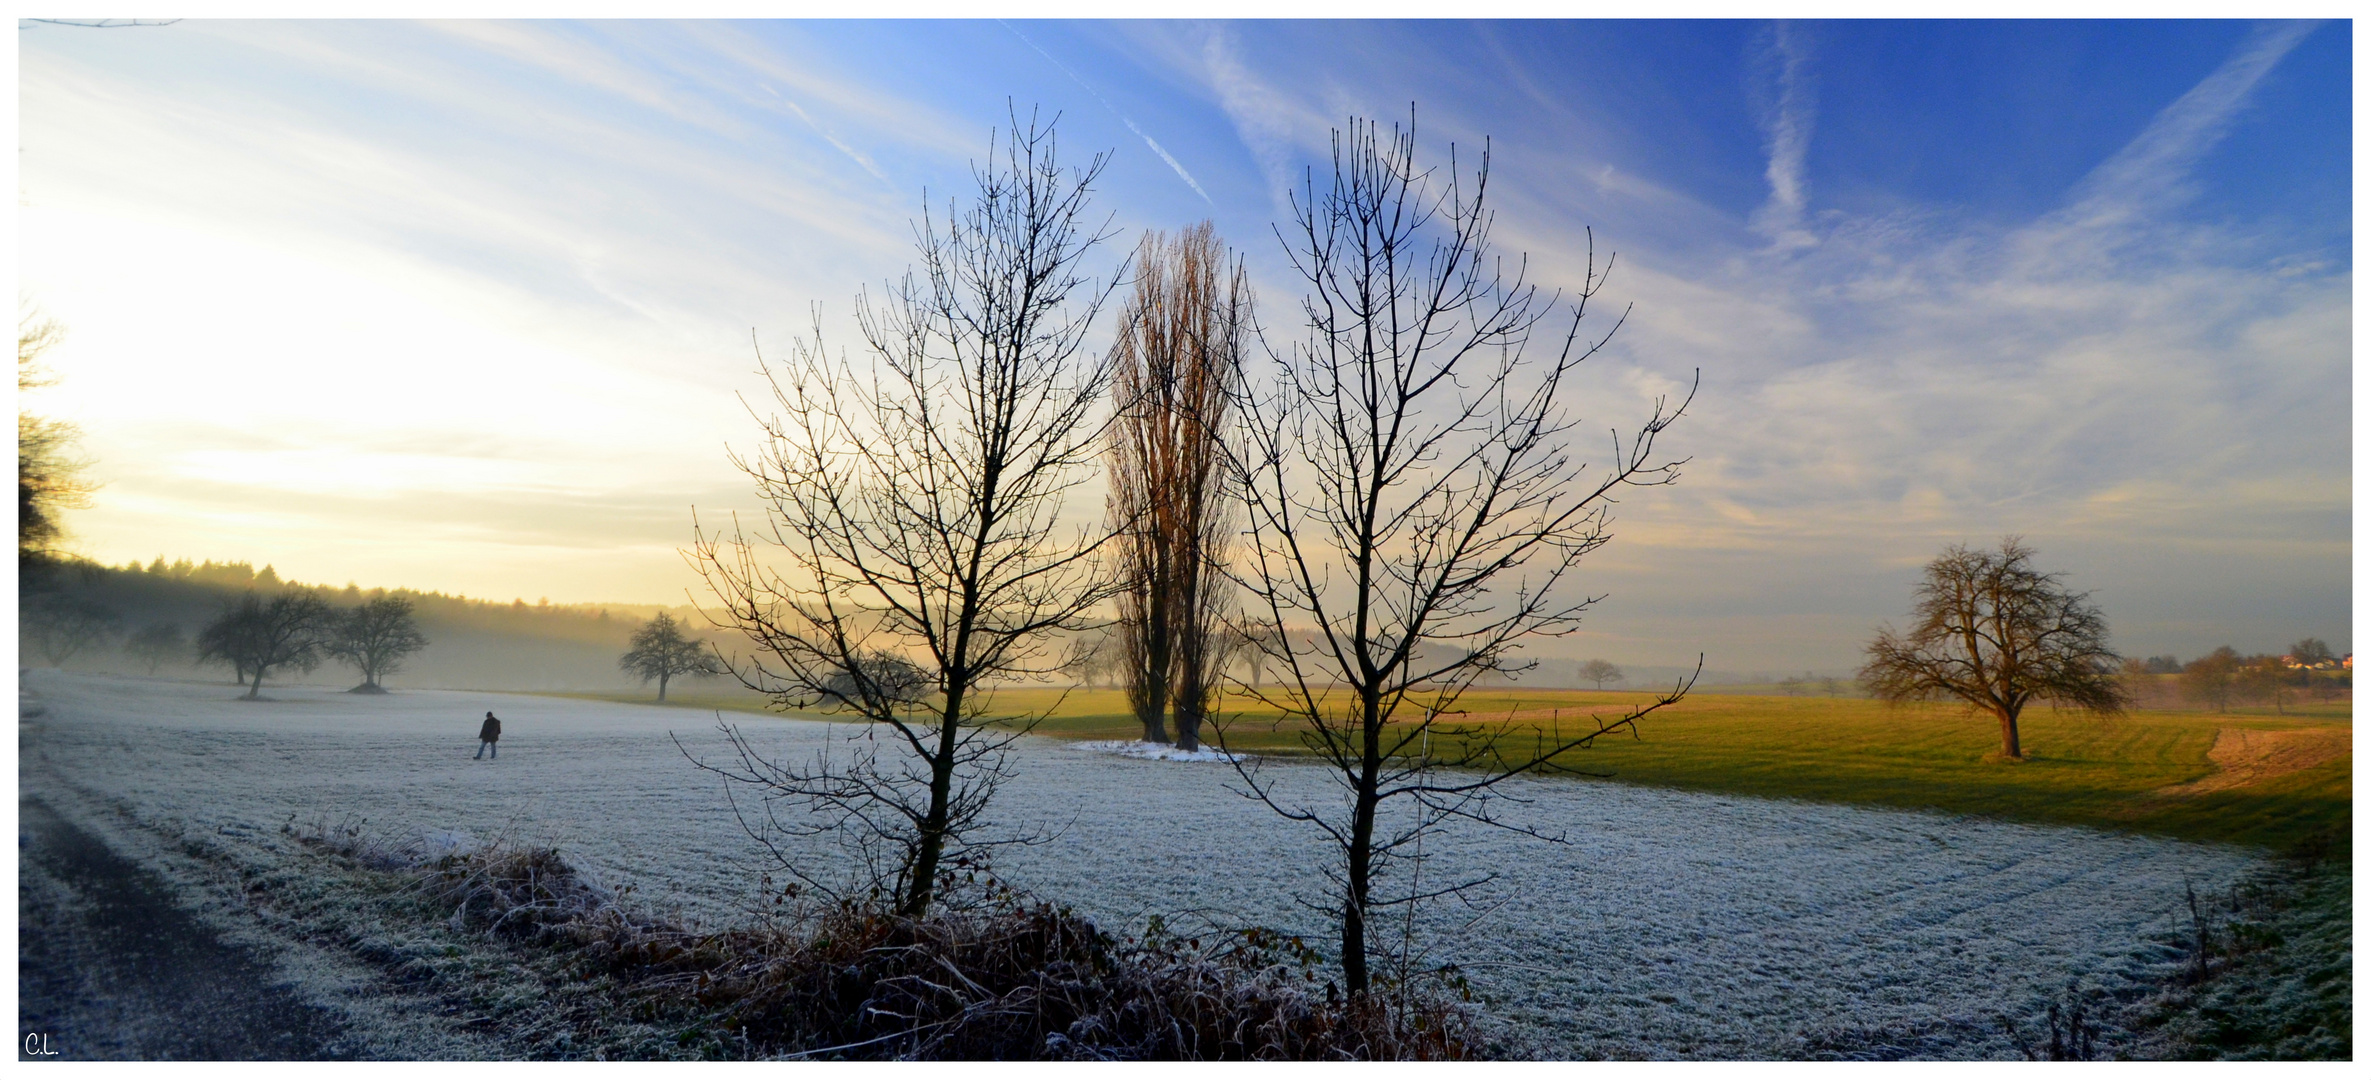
[20,671,2261,1059]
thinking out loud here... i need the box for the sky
[14,19,2352,674]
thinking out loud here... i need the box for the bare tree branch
[1214,111,1696,996]
[687,108,1123,918]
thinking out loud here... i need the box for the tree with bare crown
[1859,538,2129,758]
[1107,221,1249,753]
[687,112,1123,917]
[1219,114,1697,997]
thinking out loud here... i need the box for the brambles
[293,824,1474,1060]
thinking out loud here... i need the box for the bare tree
[122,621,186,675]
[619,612,720,702]
[2179,647,2241,713]
[1860,538,2130,757]
[1219,115,1696,996]
[2233,654,2297,714]
[197,590,334,698]
[326,593,429,692]
[688,112,1122,918]
[19,304,94,579]
[1580,659,1623,690]
[22,593,120,666]
[1107,221,1249,752]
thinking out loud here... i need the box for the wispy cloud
[1748,21,1817,252]
[1000,20,1213,206]
[2044,19,2321,245]
[1198,26,1326,218]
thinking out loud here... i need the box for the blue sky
[15,19,2351,673]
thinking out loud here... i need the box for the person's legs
[488,742,496,758]
[474,740,486,759]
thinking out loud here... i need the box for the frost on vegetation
[282,817,1473,1059]
[19,672,2276,1059]
[1078,739,1246,763]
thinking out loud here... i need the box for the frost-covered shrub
[300,830,1472,1060]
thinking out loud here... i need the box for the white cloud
[1747,21,1818,253]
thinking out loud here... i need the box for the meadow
[566,684,2350,853]
[24,671,2274,1059]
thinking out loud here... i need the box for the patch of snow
[1076,739,1245,763]
[17,670,2264,1059]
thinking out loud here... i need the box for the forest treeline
[18,555,733,692]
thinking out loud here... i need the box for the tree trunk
[1343,783,1377,996]
[245,667,265,699]
[657,671,669,702]
[1997,705,2022,759]
[1341,690,1383,996]
[1135,625,1171,744]
[902,698,963,918]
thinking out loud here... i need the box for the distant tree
[2179,647,2241,713]
[2115,657,2162,709]
[1777,675,1804,697]
[618,612,719,702]
[1581,659,1624,690]
[122,621,185,675]
[22,593,121,666]
[2142,654,2182,675]
[326,594,429,692]
[1058,631,1124,689]
[1860,538,2129,759]
[197,591,334,699]
[2233,654,2300,715]
[824,650,931,706]
[2288,638,2334,667]
[1820,676,1845,696]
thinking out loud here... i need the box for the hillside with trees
[18,556,739,693]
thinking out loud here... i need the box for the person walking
[474,711,501,759]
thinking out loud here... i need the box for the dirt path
[2152,726,2351,798]
[16,795,360,1061]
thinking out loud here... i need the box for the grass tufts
[293,822,1471,1060]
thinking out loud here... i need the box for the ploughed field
[21,672,2287,1059]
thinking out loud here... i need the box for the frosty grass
[21,671,2260,1059]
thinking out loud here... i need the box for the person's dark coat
[478,714,501,742]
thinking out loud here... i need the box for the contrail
[999,20,1215,207]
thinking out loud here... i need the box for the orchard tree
[1859,538,2129,758]
[2180,647,2240,713]
[2235,654,2296,714]
[687,113,1122,917]
[22,593,121,666]
[198,591,334,698]
[1220,115,1696,996]
[619,612,719,702]
[327,594,428,692]
[1580,659,1624,690]
[122,621,186,675]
